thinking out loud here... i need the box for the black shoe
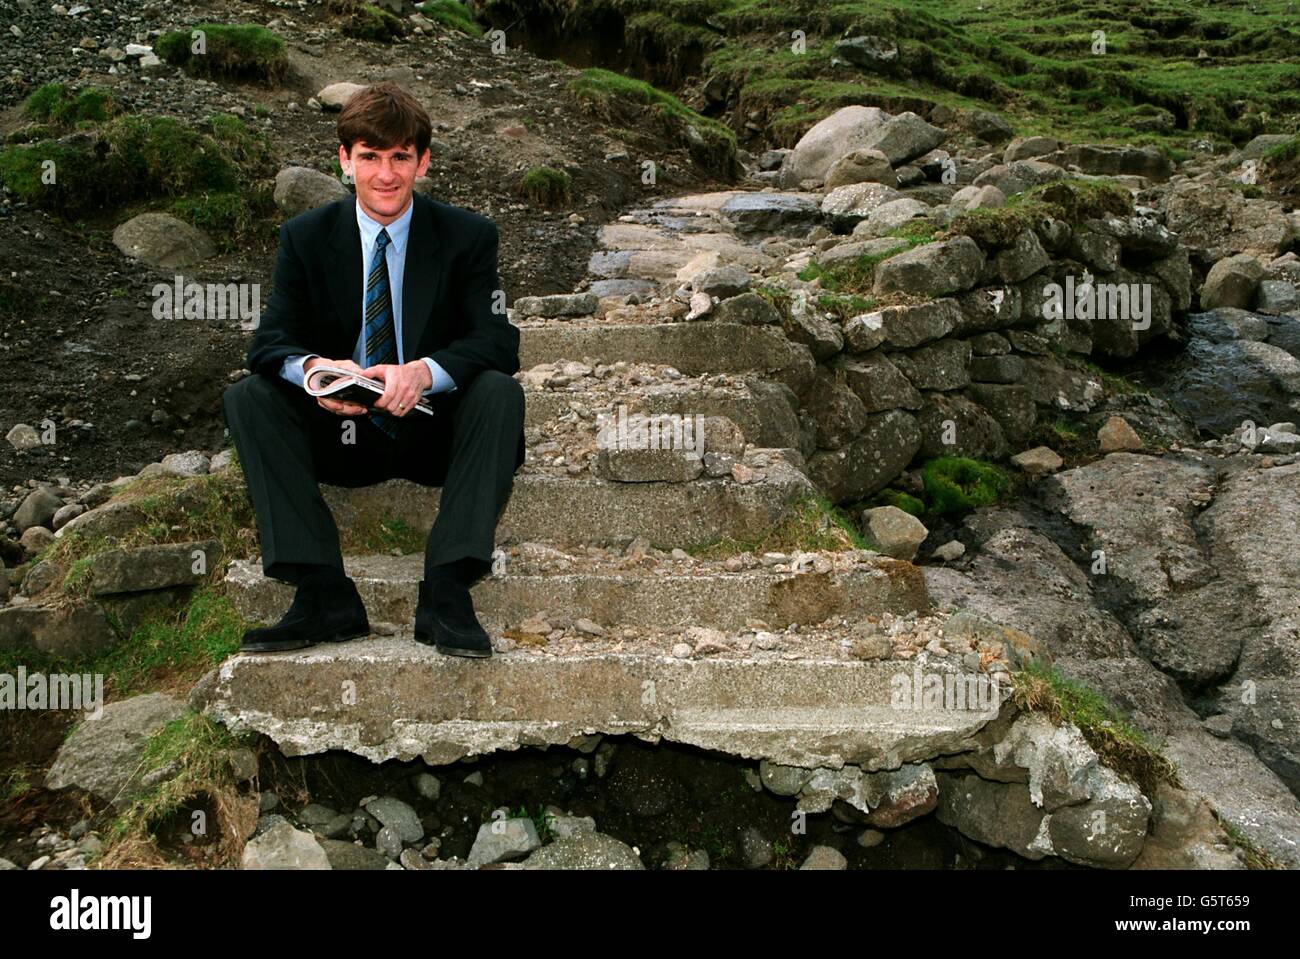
[241,568,370,653]
[413,571,492,658]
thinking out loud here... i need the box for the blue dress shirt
[279,196,456,395]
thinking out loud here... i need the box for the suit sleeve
[427,220,520,389]
[247,222,317,378]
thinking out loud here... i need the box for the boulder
[861,506,927,561]
[112,213,215,269]
[272,166,349,217]
[778,106,890,188]
[824,147,898,190]
[1201,254,1265,310]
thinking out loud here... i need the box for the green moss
[799,238,913,295]
[517,165,572,206]
[865,488,926,517]
[351,514,427,554]
[919,456,1013,517]
[100,587,247,696]
[155,23,288,85]
[416,0,484,36]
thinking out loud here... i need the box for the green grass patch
[101,709,256,868]
[23,83,119,126]
[340,4,409,41]
[1263,136,1300,162]
[1011,660,1177,798]
[516,165,571,206]
[0,113,277,238]
[567,66,737,176]
[1220,820,1283,871]
[98,587,246,696]
[155,23,288,85]
[416,0,484,36]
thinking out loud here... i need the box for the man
[221,81,525,658]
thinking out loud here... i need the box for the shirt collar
[356,194,413,256]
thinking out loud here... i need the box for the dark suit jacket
[247,192,521,424]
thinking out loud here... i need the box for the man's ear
[339,143,352,178]
[416,147,431,178]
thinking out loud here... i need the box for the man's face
[340,141,430,225]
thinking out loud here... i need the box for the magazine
[303,363,435,416]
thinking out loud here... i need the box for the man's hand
[363,360,433,417]
[304,356,369,416]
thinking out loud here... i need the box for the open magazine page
[303,364,434,415]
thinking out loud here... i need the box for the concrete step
[225,547,930,633]
[519,368,803,451]
[325,453,816,551]
[191,637,993,768]
[518,322,815,395]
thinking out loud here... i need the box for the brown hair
[337,81,432,158]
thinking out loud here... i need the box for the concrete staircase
[198,190,998,769]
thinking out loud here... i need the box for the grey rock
[44,693,185,807]
[467,817,542,867]
[112,213,215,269]
[272,166,348,218]
[243,821,331,869]
[523,832,644,870]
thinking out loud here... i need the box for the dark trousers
[221,369,525,585]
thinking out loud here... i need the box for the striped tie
[363,228,402,440]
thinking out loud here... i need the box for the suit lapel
[326,196,362,348]
[401,193,439,363]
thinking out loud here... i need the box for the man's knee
[222,374,297,432]
[467,370,524,414]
